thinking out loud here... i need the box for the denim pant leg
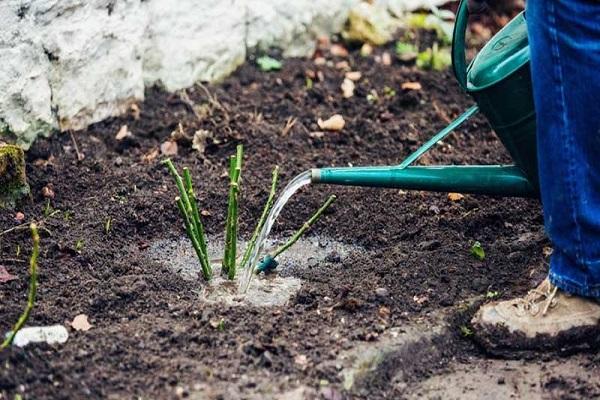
[526,0,600,297]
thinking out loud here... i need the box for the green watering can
[311,0,538,197]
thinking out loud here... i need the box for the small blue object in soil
[256,255,278,273]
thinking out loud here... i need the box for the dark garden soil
[2,24,600,399]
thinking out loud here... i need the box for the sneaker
[471,278,600,354]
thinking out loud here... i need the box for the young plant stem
[240,166,279,270]
[163,159,212,280]
[183,167,209,259]
[176,198,212,280]
[223,145,243,279]
[1,223,40,349]
[271,195,336,259]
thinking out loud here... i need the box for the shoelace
[515,282,559,317]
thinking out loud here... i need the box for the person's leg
[530,0,600,297]
[471,0,600,352]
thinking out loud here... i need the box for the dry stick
[176,197,212,280]
[271,195,337,259]
[1,223,40,349]
[240,166,280,270]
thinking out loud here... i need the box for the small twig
[69,131,85,161]
[2,223,40,349]
[431,101,452,125]
[271,195,336,259]
[281,117,297,137]
[240,166,279,270]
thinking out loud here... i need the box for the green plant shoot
[2,223,40,349]
[257,56,282,72]
[470,241,485,261]
[223,145,243,279]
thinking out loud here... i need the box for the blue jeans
[527,0,600,297]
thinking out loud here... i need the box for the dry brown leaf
[314,57,326,66]
[382,52,392,66]
[71,314,92,331]
[345,71,362,81]
[115,125,131,141]
[447,192,464,201]
[335,61,350,70]
[141,147,159,163]
[0,266,17,284]
[341,78,355,99]
[160,140,178,156]
[41,185,55,199]
[317,114,345,131]
[401,81,422,91]
[294,354,308,370]
[170,123,190,142]
[378,306,391,319]
[360,43,373,57]
[192,129,212,154]
[330,44,349,57]
[130,103,141,120]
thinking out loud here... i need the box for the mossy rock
[0,144,29,208]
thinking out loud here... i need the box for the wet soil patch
[1,30,597,399]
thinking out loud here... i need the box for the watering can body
[312,0,539,197]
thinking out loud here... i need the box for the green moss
[0,144,29,209]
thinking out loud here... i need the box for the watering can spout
[311,165,536,197]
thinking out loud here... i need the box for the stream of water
[238,170,312,293]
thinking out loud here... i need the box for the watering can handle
[452,0,470,91]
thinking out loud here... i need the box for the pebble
[375,287,389,299]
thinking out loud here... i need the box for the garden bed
[2,33,600,399]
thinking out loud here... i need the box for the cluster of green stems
[164,144,335,282]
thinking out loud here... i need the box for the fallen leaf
[413,294,428,305]
[330,44,349,57]
[294,354,308,370]
[71,314,92,331]
[447,192,464,201]
[378,306,391,318]
[382,52,392,66]
[401,81,422,91]
[170,123,190,142]
[130,103,141,120]
[313,57,327,66]
[115,125,131,141]
[160,140,178,156]
[201,210,211,217]
[192,129,212,155]
[14,212,25,222]
[335,60,350,70]
[340,78,355,99]
[141,147,159,163]
[345,71,362,81]
[0,266,17,283]
[317,114,345,131]
[33,155,55,168]
[360,43,373,57]
[41,185,55,199]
